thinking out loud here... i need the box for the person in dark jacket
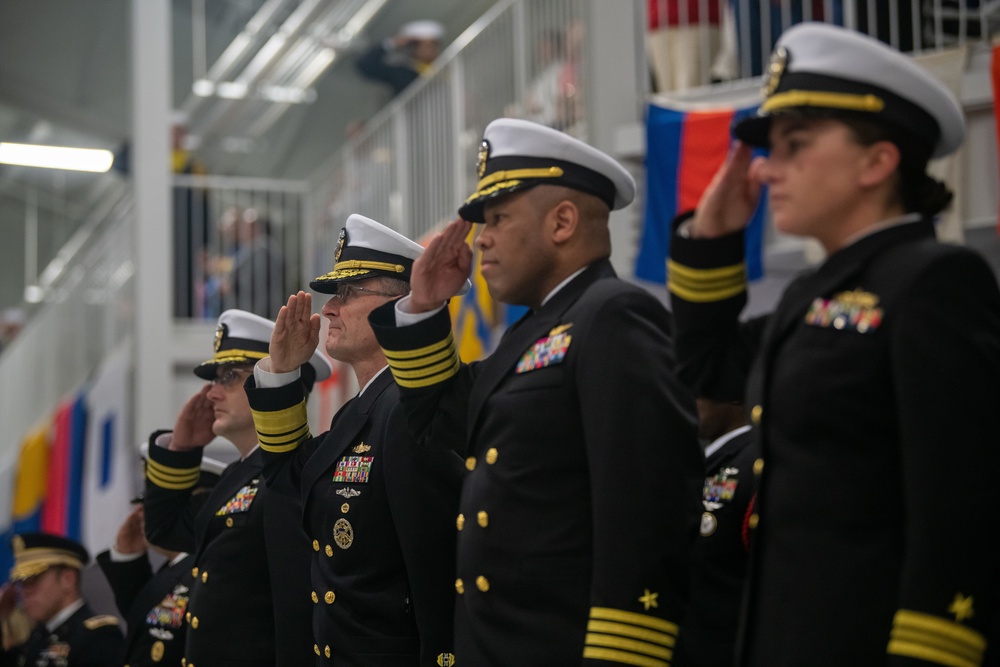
[368,118,703,666]
[667,21,1000,667]
[0,533,123,667]
[355,20,444,95]
[96,457,222,667]
[247,214,465,666]
[142,309,331,667]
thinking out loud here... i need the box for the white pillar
[132,0,174,441]
[583,0,646,276]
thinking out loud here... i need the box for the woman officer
[668,22,1000,667]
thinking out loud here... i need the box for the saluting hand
[409,217,472,313]
[271,291,321,374]
[690,141,763,238]
[170,385,216,451]
[114,505,147,555]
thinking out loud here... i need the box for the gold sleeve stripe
[388,357,460,380]
[257,424,310,444]
[585,632,672,660]
[887,609,985,667]
[257,425,311,454]
[381,346,455,370]
[383,333,460,388]
[257,440,302,454]
[382,333,455,361]
[886,641,977,667]
[587,620,676,648]
[889,629,981,666]
[251,401,308,435]
[582,647,668,667]
[392,361,461,389]
[667,260,746,303]
[146,466,200,490]
[589,608,679,636]
[145,459,200,487]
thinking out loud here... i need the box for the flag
[81,345,135,554]
[40,401,72,534]
[1,424,50,575]
[38,394,88,538]
[0,448,18,578]
[635,101,766,285]
[448,228,502,362]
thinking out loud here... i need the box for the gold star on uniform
[638,589,659,611]
[948,593,974,622]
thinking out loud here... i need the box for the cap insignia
[12,535,24,554]
[477,139,490,179]
[334,228,348,263]
[213,323,228,352]
[763,46,788,97]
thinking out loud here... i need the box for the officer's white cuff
[254,358,301,388]
[395,295,446,326]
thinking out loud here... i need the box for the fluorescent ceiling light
[0,142,114,173]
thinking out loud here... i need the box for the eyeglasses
[211,366,252,388]
[330,283,404,304]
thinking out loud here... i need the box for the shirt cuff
[395,295,446,326]
[109,545,146,562]
[254,358,301,388]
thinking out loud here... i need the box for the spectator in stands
[203,207,286,319]
[0,533,123,667]
[356,20,445,96]
[668,22,1000,665]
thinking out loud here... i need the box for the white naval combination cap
[311,213,470,296]
[194,309,332,386]
[734,22,965,159]
[399,20,444,41]
[459,118,637,223]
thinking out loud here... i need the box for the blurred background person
[356,20,445,96]
[0,533,123,667]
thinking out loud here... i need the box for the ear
[547,199,579,245]
[858,140,901,189]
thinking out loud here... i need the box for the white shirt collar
[704,425,752,460]
[46,598,85,632]
[541,267,587,306]
[360,365,390,396]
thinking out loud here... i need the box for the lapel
[466,260,616,437]
[195,454,260,555]
[759,220,933,366]
[300,369,394,496]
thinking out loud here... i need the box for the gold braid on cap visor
[762,90,885,114]
[313,260,406,282]
[465,166,565,203]
[11,550,84,580]
[211,349,269,364]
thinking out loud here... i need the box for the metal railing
[0,184,136,453]
[308,0,586,273]
[171,174,308,321]
[647,0,1000,91]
